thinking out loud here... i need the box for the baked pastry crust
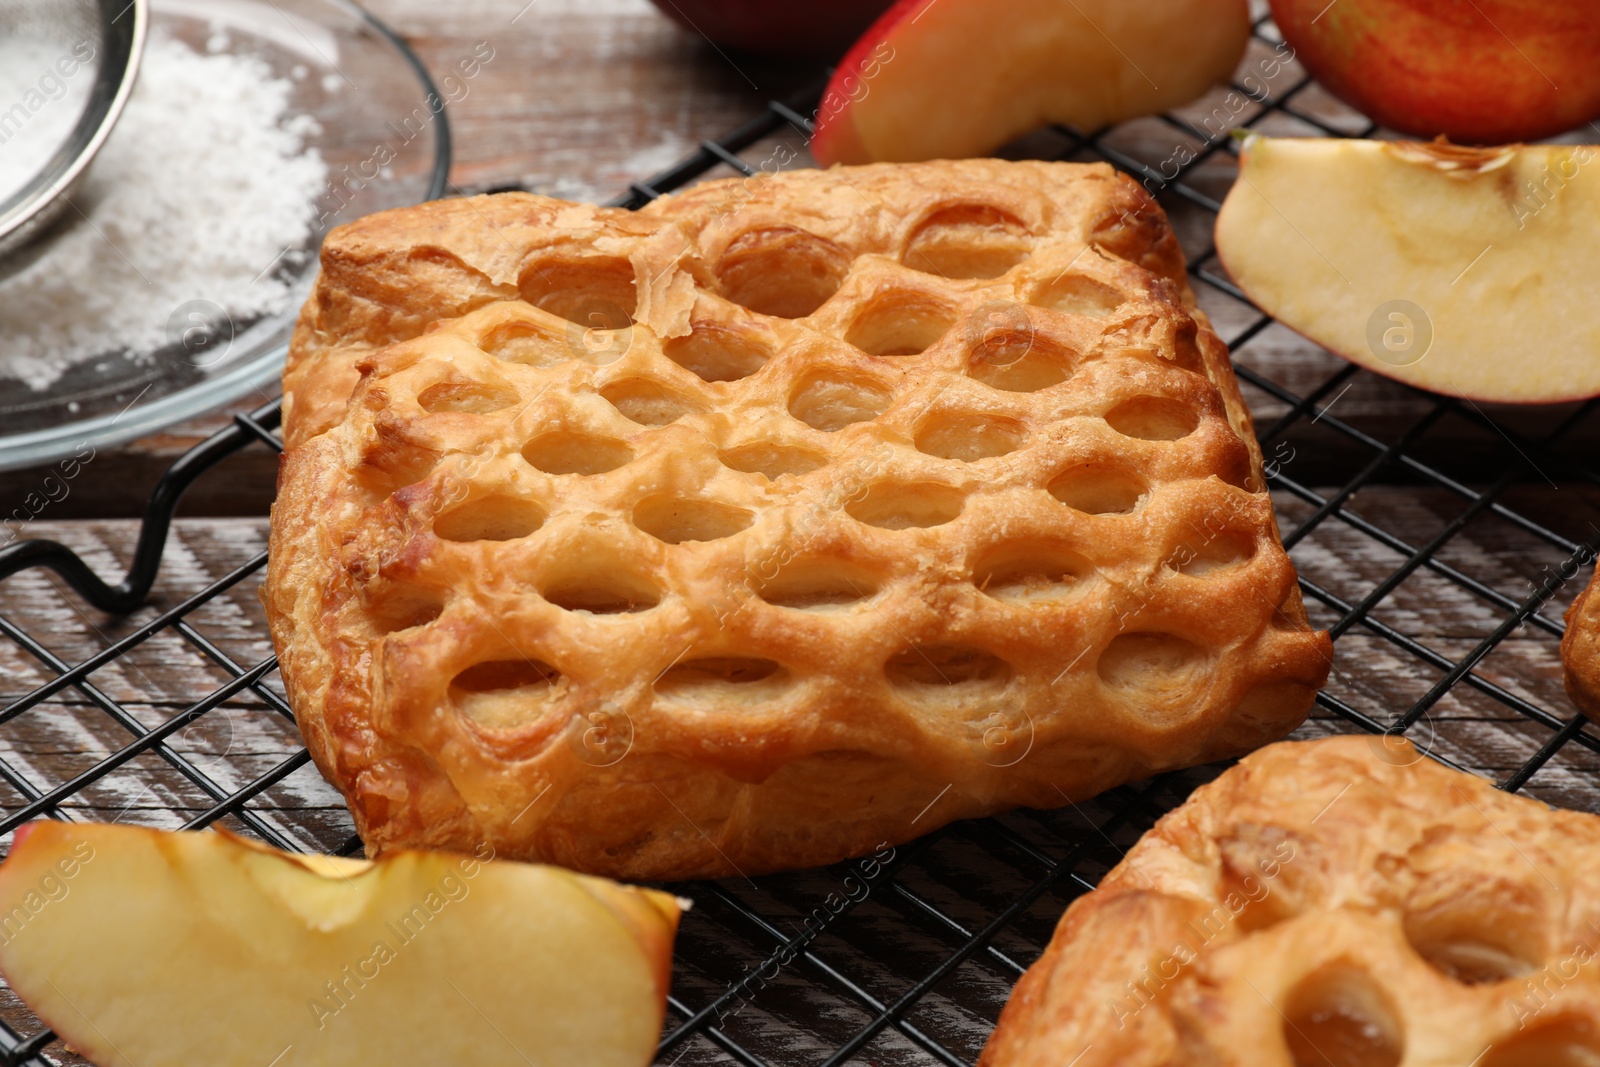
[265,160,1331,879]
[982,735,1600,1067]
[1563,576,1600,717]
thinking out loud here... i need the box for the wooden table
[2,5,1599,1063]
[2,0,1596,898]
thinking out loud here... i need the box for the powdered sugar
[0,33,327,390]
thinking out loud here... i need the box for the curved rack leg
[0,402,282,615]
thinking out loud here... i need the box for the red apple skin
[811,0,921,165]
[646,0,895,58]
[1270,0,1600,143]
[8,822,38,851]
[813,0,1249,165]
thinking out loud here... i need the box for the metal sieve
[0,0,146,260]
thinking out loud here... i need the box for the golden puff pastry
[1563,572,1600,719]
[264,160,1331,879]
[982,735,1600,1067]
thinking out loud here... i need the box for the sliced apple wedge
[0,822,681,1067]
[811,0,1250,165]
[1215,135,1600,402]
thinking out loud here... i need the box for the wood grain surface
[3,3,1599,1064]
[4,0,1594,512]
[2,490,1598,1065]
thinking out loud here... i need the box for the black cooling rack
[2,12,1599,1066]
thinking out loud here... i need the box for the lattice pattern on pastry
[265,160,1331,879]
[981,736,1600,1067]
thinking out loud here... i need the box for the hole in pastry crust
[720,443,827,480]
[1097,633,1208,723]
[601,378,704,426]
[903,204,1031,279]
[517,256,636,329]
[1172,320,1207,373]
[1222,455,1258,493]
[481,315,614,368]
[967,333,1073,393]
[844,295,958,356]
[1031,272,1126,318]
[1479,1017,1600,1067]
[521,430,632,476]
[756,562,880,611]
[543,572,660,614]
[663,322,771,382]
[1048,467,1147,515]
[914,412,1025,461]
[454,659,558,690]
[847,482,965,530]
[716,228,850,319]
[451,658,561,729]
[416,380,517,415]
[1281,963,1404,1067]
[974,546,1090,602]
[366,589,444,635]
[569,322,634,366]
[1105,396,1199,441]
[633,495,753,544]
[434,496,545,542]
[1275,588,1311,631]
[1407,934,1540,987]
[788,373,892,432]
[655,657,790,705]
[886,644,1013,692]
[1402,887,1545,985]
[1169,532,1256,576]
[356,440,440,499]
[1091,203,1171,271]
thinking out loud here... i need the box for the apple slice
[1215,135,1600,402]
[0,822,681,1067]
[811,0,1250,165]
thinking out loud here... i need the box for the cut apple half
[1215,135,1600,403]
[0,822,681,1067]
[811,0,1250,164]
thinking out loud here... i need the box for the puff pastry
[982,735,1600,1067]
[1563,574,1600,719]
[264,160,1331,879]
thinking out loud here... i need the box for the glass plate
[0,0,450,472]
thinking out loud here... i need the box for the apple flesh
[1270,0,1600,144]
[811,0,1250,165]
[1214,135,1600,402]
[0,822,681,1067]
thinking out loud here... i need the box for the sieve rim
[0,0,149,259]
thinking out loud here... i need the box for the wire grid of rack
[2,11,1600,1067]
